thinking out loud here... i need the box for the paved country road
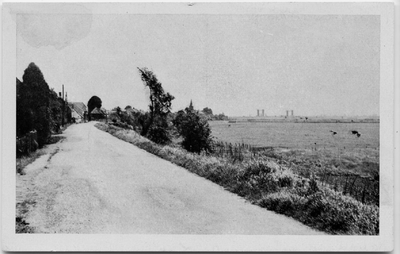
[16,122,324,234]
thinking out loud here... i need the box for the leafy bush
[16,131,39,157]
[173,106,213,154]
[147,124,171,145]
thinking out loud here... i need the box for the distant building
[68,102,87,123]
[285,110,294,118]
[90,107,106,120]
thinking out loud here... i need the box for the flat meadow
[209,121,380,205]
[209,121,379,152]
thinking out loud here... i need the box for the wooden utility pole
[61,84,65,127]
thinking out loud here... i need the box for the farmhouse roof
[68,102,87,117]
[91,107,106,115]
[71,109,81,118]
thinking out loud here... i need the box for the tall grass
[266,149,379,206]
[95,123,379,235]
[211,141,379,206]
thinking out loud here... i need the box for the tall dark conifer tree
[17,63,51,147]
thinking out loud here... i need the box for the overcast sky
[17,13,380,117]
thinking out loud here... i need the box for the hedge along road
[17,122,325,234]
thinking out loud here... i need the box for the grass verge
[16,149,46,175]
[16,136,65,175]
[95,123,379,235]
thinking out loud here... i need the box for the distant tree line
[201,107,228,121]
[17,62,70,155]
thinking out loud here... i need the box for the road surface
[16,122,324,234]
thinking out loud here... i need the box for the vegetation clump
[173,101,213,154]
[17,63,52,147]
[137,67,175,144]
[201,107,228,121]
[17,63,69,157]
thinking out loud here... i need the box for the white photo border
[1,2,396,252]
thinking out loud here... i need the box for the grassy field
[209,121,379,151]
[209,121,380,205]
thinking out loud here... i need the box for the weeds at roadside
[47,135,65,145]
[16,150,46,175]
[270,149,379,205]
[16,136,65,175]
[210,140,379,206]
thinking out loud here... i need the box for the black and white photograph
[1,2,396,252]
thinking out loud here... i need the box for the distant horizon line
[229,115,380,119]
[66,101,380,119]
